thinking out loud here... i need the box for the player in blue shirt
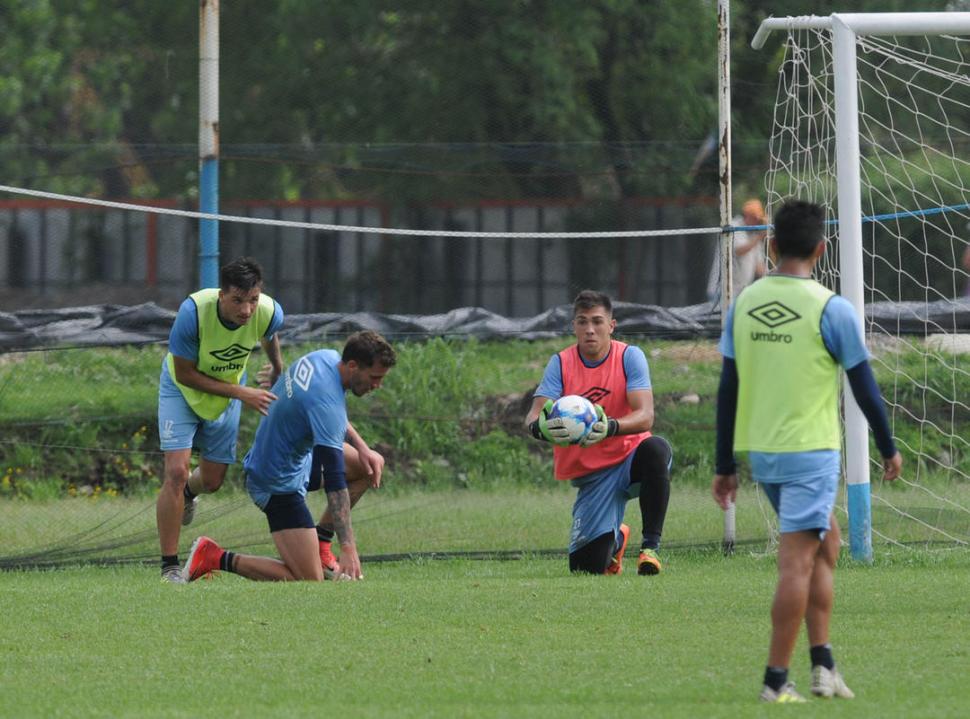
[712,200,901,702]
[182,331,396,582]
[156,257,284,583]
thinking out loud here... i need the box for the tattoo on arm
[327,488,355,546]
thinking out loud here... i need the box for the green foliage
[2,337,967,499]
[2,1,721,202]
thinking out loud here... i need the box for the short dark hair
[572,289,612,317]
[772,199,826,259]
[342,330,397,368]
[220,257,264,292]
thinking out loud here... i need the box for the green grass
[1,335,968,715]
[1,549,968,718]
[0,486,780,566]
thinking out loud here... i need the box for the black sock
[810,644,835,670]
[316,525,334,543]
[183,485,197,501]
[764,666,788,691]
[640,533,661,551]
[161,555,179,569]
[220,551,236,573]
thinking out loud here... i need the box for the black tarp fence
[2,299,969,351]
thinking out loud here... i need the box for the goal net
[761,15,970,551]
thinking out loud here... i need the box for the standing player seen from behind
[156,257,284,583]
[711,199,902,703]
[525,290,672,576]
[182,331,396,583]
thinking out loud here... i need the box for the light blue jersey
[156,297,284,457]
[243,349,348,508]
[720,286,868,533]
[720,291,868,484]
[535,343,651,399]
[167,295,284,361]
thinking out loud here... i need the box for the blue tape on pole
[199,158,219,289]
[846,481,872,563]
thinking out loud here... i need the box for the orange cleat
[604,523,630,575]
[637,548,662,575]
[182,536,223,582]
[319,540,338,578]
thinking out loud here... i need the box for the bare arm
[613,388,654,435]
[345,421,384,488]
[255,334,284,388]
[172,355,277,416]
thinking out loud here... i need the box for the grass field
[0,486,774,564]
[2,547,968,718]
[1,337,968,716]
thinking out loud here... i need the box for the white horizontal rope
[0,184,721,240]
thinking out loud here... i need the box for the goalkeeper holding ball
[525,290,672,575]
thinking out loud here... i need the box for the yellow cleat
[637,548,662,575]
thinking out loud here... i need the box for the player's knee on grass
[569,532,615,574]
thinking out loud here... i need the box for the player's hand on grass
[580,404,617,447]
[711,473,738,510]
[238,385,278,416]
[882,451,902,482]
[255,362,279,389]
[336,543,363,581]
[537,399,571,446]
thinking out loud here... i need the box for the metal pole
[717,0,736,555]
[199,0,220,289]
[832,15,872,563]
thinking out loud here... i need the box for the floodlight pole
[716,0,736,555]
[199,0,220,289]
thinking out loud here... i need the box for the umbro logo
[209,344,252,362]
[747,301,801,329]
[582,387,610,404]
[293,357,314,392]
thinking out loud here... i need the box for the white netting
[766,26,970,548]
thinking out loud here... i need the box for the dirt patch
[648,341,721,363]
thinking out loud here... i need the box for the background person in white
[707,198,768,302]
[182,331,396,582]
[156,257,284,583]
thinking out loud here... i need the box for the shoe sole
[605,524,630,575]
[637,560,661,576]
[181,499,197,527]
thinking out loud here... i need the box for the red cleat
[182,536,223,582]
[319,540,338,578]
[604,523,630,575]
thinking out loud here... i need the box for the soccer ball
[549,395,597,444]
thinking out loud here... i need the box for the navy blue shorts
[262,493,315,533]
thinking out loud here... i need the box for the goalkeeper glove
[580,404,619,447]
[529,399,571,446]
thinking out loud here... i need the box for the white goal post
[753,13,970,561]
